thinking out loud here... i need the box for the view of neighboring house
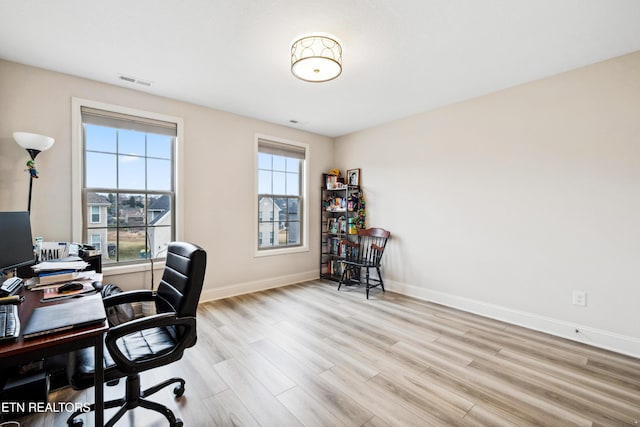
[258,197,281,247]
[147,195,172,258]
[258,196,300,248]
[86,193,172,261]
[86,192,110,260]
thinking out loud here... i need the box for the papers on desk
[37,270,91,286]
[27,272,102,291]
[32,260,89,272]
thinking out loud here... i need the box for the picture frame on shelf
[347,168,361,186]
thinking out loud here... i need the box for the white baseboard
[200,270,318,302]
[386,279,640,359]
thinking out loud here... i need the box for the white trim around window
[71,97,185,273]
[254,133,309,257]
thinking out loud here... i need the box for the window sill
[103,260,166,276]
[254,245,309,258]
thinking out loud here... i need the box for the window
[80,106,177,265]
[90,234,102,251]
[256,137,308,254]
[90,206,100,223]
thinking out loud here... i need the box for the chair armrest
[105,313,196,375]
[340,240,359,248]
[102,289,154,308]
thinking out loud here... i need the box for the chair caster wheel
[174,384,185,397]
[174,418,184,427]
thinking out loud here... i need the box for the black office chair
[66,242,207,427]
[338,228,390,299]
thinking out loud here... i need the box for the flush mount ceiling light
[291,34,342,82]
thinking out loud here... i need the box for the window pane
[286,172,299,196]
[148,226,171,258]
[119,129,145,156]
[286,158,300,173]
[117,229,146,262]
[118,155,145,190]
[85,125,116,153]
[147,195,172,258]
[86,152,117,188]
[115,193,146,261]
[147,158,172,191]
[273,171,286,194]
[274,198,287,221]
[147,195,171,225]
[118,193,146,228]
[147,134,172,159]
[287,198,299,221]
[272,155,286,172]
[257,152,271,170]
[87,192,113,227]
[287,221,300,245]
[258,170,272,194]
[258,222,274,248]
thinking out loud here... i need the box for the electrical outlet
[572,290,586,307]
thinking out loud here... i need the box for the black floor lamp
[13,132,55,213]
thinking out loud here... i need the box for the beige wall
[0,60,333,298]
[2,52,638,356]
[335,52,640,357]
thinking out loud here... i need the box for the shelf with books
[320,182,366,281]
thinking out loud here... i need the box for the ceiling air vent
[118,74,152,87]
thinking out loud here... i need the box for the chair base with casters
[337,227,390,299]
[67,373,185,427]
[66,242,206,427]
[67,338,185,427]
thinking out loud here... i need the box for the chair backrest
[349,227,390,266]
[156,242,207,317]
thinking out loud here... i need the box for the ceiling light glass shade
[13,132,55,152]
[291,35,342,82]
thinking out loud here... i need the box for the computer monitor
[0,211,35,275]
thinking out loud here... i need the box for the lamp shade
[291,35,342,82]
[13,132,55,152]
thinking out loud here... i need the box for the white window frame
[71,98,184,274]
[254,134,309,257]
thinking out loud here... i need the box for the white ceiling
[1,0,639,137]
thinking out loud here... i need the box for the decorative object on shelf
[13,131,55,213]
[347,168,361,186]
[324,172,345,190]
[291,34,342,83]
[355,191,366,230]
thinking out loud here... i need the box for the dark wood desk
[0,289,107,425]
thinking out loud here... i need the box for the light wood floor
[22,279,640,426]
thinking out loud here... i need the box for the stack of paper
[32,260,89,272]
[29,259,92,288]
